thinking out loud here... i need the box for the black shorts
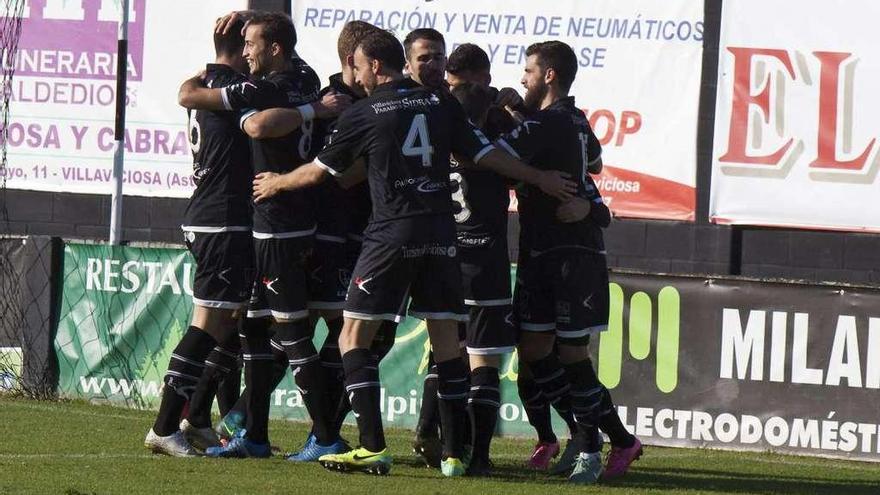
[184,229,254,310]
[463,305,516,355]
[458,234,512,306]
[307,234,351,310]
[248,236,314,321]
[344,215,467,323]
[513,248,609,341]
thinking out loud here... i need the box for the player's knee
[273,320,318,361]
[191,306,237,337]
[468,352,501,370]
[556,339,590,362]
[517,336,554,362]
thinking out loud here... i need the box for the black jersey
[497,96,608,252]
[451,90,519,240]
[310,73,365,239]
[326,75,371,239]
[450,162,509,240]
[316,78,494,225]
[222,57,322,236]
[183,64,253,231]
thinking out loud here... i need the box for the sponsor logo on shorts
[504,312,515,327]
[354,276,373,294]
[310,265,323,283]
[218,267,232,285]
[263,277,280,295]
[401,244,457,258]
[582,294,594,309]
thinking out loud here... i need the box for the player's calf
[342,347,386,453]
[275,319,336,445]
[435,356,469,466]
[466,365,500,476]
[186,334,241,429]
[150,326,217,437]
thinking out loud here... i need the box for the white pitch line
[4,401,148,421]
[747,455,880,473]
[0,453,154,460]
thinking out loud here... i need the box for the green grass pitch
[1,398,879,494]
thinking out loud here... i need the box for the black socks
[342,348,384,452]
[468,366,500,462]
[153,326,216,436]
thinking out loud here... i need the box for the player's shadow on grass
[618,466,880,495]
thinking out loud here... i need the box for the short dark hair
[214,17,246,57]
[526,41,578,92]
[357,30,405,72]
[447,43,490,75]
[450,82,494,125]
[337,21,381,62]
[247,12,296,58]
[403,28,445,58]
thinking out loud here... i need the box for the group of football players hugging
[142,9,642,485]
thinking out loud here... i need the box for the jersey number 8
[298,119,314,161]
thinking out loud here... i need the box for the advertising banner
[604,273,880,461]
[55,243,880,461]
[54,242,530,435]
[1,0,246,198]
[710,0,880,232]
[290,0,704,221]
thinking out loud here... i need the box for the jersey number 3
[402,114,434,168]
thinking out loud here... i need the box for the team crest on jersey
[556,301,571,322]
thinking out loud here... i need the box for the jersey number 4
[402,114,434,168]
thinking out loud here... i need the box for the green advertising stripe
[656,286,681,394]
[599,283,625,388]
[629,291,652,360]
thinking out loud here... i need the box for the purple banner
[7,0,146,81]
